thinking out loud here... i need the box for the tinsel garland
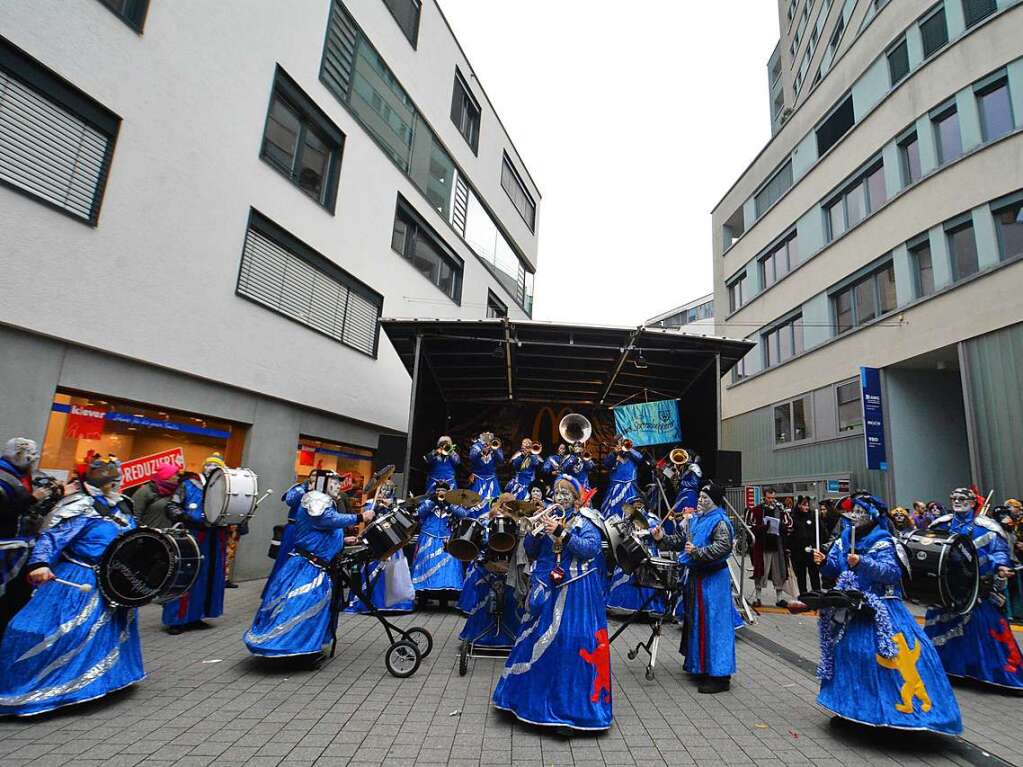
[817,569,898,680]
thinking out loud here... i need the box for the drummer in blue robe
[411,481,468,603]
[807,493,962,733]
[468,433,504,507]
[654,482,735,693]
[245,490,372,658]
[562,443,595,490]
[0,457,145,716]
[600,438,644,521]
[346,480,414,614]
[924,487,1023,691]
[607,497,665,615]
[493,475,612,731]
[424,436,460,494]
[162,458,229,635]
[506,439,542,500]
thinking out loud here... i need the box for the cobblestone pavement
[1,580,1021,767]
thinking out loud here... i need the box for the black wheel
[627,649,637,661]
[645,667,655,681]
[385,640,421,678]
[458,640,469,676]
[406,627,433,658]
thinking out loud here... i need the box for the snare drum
[899,529,979,615]
[633,557,682,591]
[362,505,418,560]
[487,515,518,553]
[604,517,650,573]
[203,467,259,526]
[447,517,485,562]
[97,527,202,608]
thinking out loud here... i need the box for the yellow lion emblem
[875,632,931,714]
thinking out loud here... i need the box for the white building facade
[0,0,540,577]
[647,293,714,335]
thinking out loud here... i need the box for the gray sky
[441,1,781,327]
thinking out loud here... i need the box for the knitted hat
[204,453,227,470]
[699,481,725,508]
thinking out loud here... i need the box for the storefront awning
[380,318,753,406]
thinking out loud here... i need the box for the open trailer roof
[380,318,753,407]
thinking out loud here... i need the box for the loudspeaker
[716,450,742,486]
[375,435,407,471]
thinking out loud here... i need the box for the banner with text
[860,367,888,472]
[612,399,682,448]
[120,448,185,490]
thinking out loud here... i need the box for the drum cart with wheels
[457,575,516,676]
[607,560,683,681]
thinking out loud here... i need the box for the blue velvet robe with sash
[410,500,467,595]
[562,454,595,490]
[0,491,145,716]
[818,521,962,734]
[506,453,542,500]
[424,452,460,494]
[600,450,643,520]
[924,512,1023,689]
[468,442,504,502]
[492,508,612,731]
[263,483,306,597]
[345,498,414,614]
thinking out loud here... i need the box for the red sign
[65,404,108,440]
[745,486,755,509]
[120,448,185,490]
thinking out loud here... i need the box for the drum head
[942,535,980,615]
[99,529,172,607]
[203,469,227,524]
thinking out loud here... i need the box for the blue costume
[607,507,665,615]
[818,519,962,733]
[424,451,460,494]
[245,492,357,657]
[0,456,34,640]
[469,441,504,503]
[162,476,227,628]
[543,452,566,479]
[600,449,643,520]
[410,499,467,595]
[492,506,612,731]
[924,511,1023,690]
[458,550,522,648]
[264,482,306,595]
[345,498,415,614]
[562,453,595,489]
[671,463,702,515]
[506,452,541,500]
[0,490,145,716]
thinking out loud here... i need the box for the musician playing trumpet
[562,442,595,490]
[506,438,542,501]
[424,435,460,495]
[600,436,643,521]
[468,432,504,508]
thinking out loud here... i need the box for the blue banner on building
[612,399,682,447]
[860,367,888,471]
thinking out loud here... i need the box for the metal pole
[401,333,423,498]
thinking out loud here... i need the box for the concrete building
[646,293,714,335]
[712,0,1023,506]
[0,0,540,578]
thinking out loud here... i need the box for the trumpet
[490,437,502,450]
[438,441,455,456]
[528,503,565,536]
[582,449,593,461]
[530,441,543,455]
[618,438,634,452]
[669,448,689,466]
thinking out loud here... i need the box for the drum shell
[203,468,259,526]
[633,557,681,590]
[487,516,518,553]
[447,518,485,562]
[362,507,418,560]
[97,527,202,608]
[616,534,651,574]
[899,529,979,615]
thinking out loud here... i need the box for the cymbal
[364,464,396,495]
[445,489,482,507]
[500,500,538,520]
[403,494,428,508]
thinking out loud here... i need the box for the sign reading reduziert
[860,367,888,472]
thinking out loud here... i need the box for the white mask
[2,437,39,471]
[553,487,573,507]
[696,492,714,514]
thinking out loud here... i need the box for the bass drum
[899,529,979,615]
[362,505,418,560]
[203,467,259,526]
[447,517,485,562]
[97,527,202,608]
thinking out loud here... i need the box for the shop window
[296,437,374,511]
[836,380,862,432]
[774,395,813,445]
[993,196,1023,262]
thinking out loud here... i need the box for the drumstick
[52,578,92,593]
[814,506,820,552]
[253,489,274,508]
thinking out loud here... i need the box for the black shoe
[191,620,213,630]
[698,676,731,694]
[752,599,762,608]
[776,599,788,608]
[226,581,239,589]
[168,625,184,635]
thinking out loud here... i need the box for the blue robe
[505,453,542,500]
[607,510,665,615]
[263,483,306,597]
[424,452,460,494]
[671,465,702,515]
[492,510,612,731]
[542,454,566,480]
[469,442,504,501]
[458,554,522,648]
[678,506,736,677]
[162,478,227,627]
[562,454,595,489]
[924,513,1023,690]
[245,500,357,657]
[410,500,467,595]
[818,521,962,734]
[345,499,414,614]
[600,450,643,520]
[0,492,145,716]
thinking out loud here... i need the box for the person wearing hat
[561,443,595,490]
[468,432,504,505]
[889,506,915,533]
[600,437,644,521]
[410,481,469,606]
[131,462,181,529]
[923,488,1023,690]
[161,458,229,634]
[345,479,414,615]
[0,455,146,716]
[995,499,1023,621]
[506,438,543,501]
[653,481,735,693]
[0,437,44,640]
[492,474,612,731]
[808,493,962,734]
[543,443,569,479]
[424,436,460,495]
[607,496,665,616]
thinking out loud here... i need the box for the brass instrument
[530,442,543,455]
[439,441,455,457]
[619,438,634,452]
[528,503,565,536]
[559,413,592,445]
[490,437,502,450]
[581,449,593,461]
[669,448,689,466]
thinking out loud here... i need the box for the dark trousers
[790,552,820,595]
[0,571,31,642]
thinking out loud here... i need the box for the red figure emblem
[989,619,1022,673]
[579,628,612,704]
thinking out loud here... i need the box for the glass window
[879,264,897,313]
[382,0,421,46]
[775,404,791,445]
[392,198,463,302]
[792,397,811,441]
[963,0,997,28]
[911,241,935,297]
[835,289,853,333]
[887,38,909,85]
[728,274,746,312]
[501,156,536,231]
[836,381,862,432]
[793,320,804,355]
[978,80,1014,142]
[934,108,962,164]
[763,316,801,368]
[828,199,847,240]
[817,95,855,156]
[899,133,921,185]
[994,200,1023,262]
[486,291,508,318]
[866,165,886,211]
[920,6,948,59]
[948,222,979,280]
[450,71,481,153]
[854,278,877,325]
[98,0,149,30]
[755,161,793,218]
[845,181,867,228]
